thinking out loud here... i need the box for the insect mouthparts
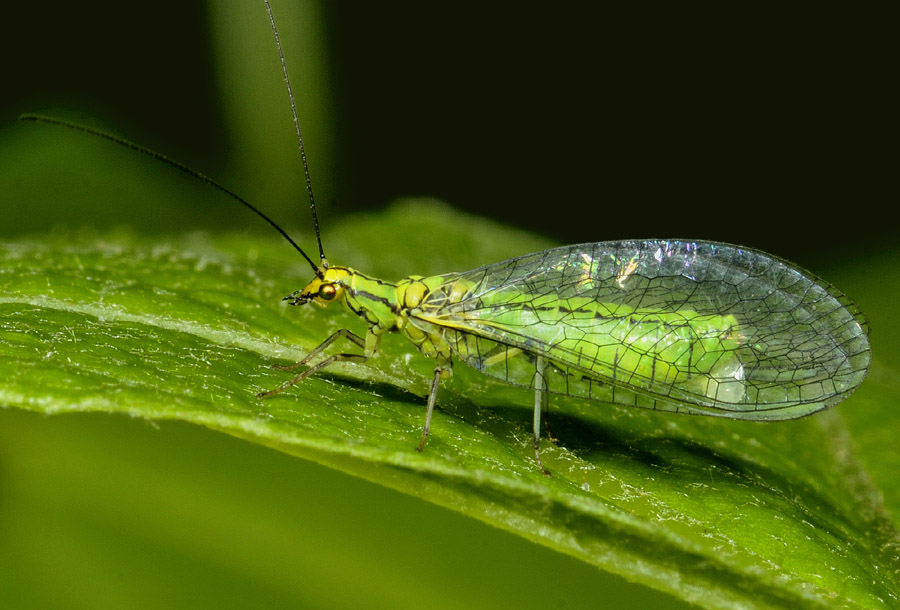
[282,292,309,306]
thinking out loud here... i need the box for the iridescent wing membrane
[414,240,871,420]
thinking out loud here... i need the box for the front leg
[258,329,380,398]
[272,329,366,371]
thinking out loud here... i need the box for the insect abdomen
[481,296,745,400]
[558,303,744,400]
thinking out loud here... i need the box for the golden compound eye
[318,283,338,301]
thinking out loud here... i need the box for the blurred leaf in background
[1,1,897,609]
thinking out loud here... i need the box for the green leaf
[1,199,897,610]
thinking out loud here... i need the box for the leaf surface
[1,200,897,609]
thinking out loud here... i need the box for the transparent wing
[413,240,870,420]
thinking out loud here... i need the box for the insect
[25,3,871,475]
[252,3,870,474]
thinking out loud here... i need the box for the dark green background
[1,2,894,609]
[2,1,895,259]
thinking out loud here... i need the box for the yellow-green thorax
[284,265,460,367]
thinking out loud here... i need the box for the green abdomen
[431,292,745,406]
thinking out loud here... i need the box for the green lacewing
[269,239,870,474]
[23,2,871,474]
[253,3,870,474]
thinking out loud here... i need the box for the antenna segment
[264,0,328,268]
[19,114,323,276]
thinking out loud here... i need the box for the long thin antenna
[264,0,328,268]
[19,114,323,277]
